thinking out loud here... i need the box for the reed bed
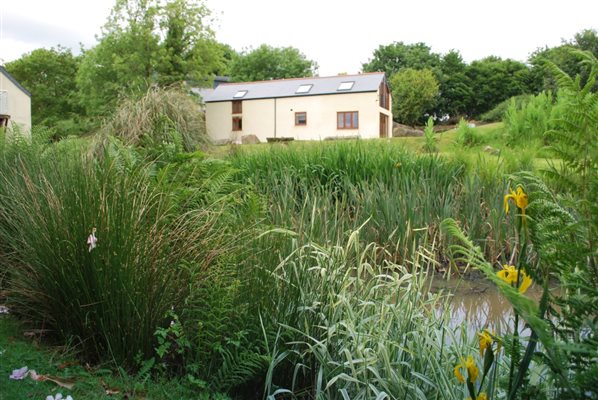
[230,141,512,266]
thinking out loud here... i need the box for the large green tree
[228,44,317,82]
[76,0,224,116]
[436,50,473,118]
[5,47,81,125]
[157,0,225,85]
[466,56,534,116]
[362,42,440,77]
[389,68,439,125]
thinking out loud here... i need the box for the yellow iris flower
[466,394,488,400]
[478,330,493,356]
[497,264,533,293]
[504,186,528,214]
[454,355,479,384]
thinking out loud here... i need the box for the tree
[466,56,534,116]
[362,42,440,77]
[5,47,81,125]
[157,0,224,85]
[228,44,317,82]
[389,68,439,125]
[76,0,224,116]
[530,28,598,92]
[436,50,473,118]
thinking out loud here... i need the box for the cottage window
[296,84,313,94]
[337,81,354,91]
[232,116,242,131]
[233,90,248,98]
[337,111,358,129]
[295,112,307,126]
[232,100,242,114]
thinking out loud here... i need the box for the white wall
[206,90,392,143]
[0,73,31,137]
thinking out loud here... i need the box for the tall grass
[254,230,470,399]
[0,139,229,366]
[230,141,511,265]
[503,91,554,145]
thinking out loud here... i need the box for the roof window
[233,90,248,98]
[337,81,355,91]
[296,84,313,94]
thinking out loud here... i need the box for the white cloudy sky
[1,0,596,76]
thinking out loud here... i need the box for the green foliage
[437,50,474,118]
[76,0,222,116]
[480,94,533,123]
[530,28,598,92]
[390,68,439,125]
[228,44,317,82]
[503,91,554,145]
[362,41,441,76]
[5,47,83,127]
[101,86,209,153]
[455,119,482,147]
[230,141,511,265]
[467,56,535,116]
[157,0,225,86]
[422,116,437,153]
[258,231,465,399]
[0,140,230,366]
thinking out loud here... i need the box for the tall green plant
[422,116,438,153]
[0,141,228,366]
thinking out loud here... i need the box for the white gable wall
[0,72,31,137]
[206,91,391,143]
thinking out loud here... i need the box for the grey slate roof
[203,72,385,103]
[0,66,32,97]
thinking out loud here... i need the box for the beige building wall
[206,90,392,143]
[0,73,32,137]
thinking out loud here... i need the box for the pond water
[431,277,552,338]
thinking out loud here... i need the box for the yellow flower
[519,271,532,294]
[504,186,528,214]
[454,355,479,384]
[477,394,488,400]
[478,330,493,356]
[497,264,518,285]
[496,264,533,294]
[395,162,402,168]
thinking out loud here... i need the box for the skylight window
[233,90,248,98]
[296,84,313,94]
[337,81,355,91]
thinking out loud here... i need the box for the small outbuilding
[0,66,32,137]
[204,72,392,144]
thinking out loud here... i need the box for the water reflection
[431,277,547,338]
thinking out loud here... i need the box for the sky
[1,0,597,76]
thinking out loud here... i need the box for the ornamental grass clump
[0,141,227,366]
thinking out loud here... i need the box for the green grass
[0,315,226,399]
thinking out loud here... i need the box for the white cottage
[0,66,32,137]
[204,72,392,143]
